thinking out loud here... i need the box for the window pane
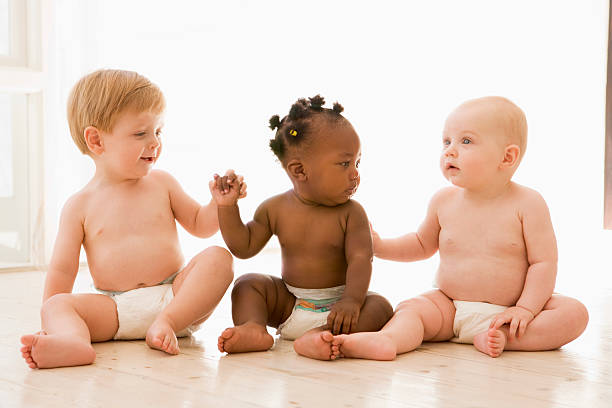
[0,93,12,197]
[0,0,8,55]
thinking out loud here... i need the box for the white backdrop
[46,0,609,300]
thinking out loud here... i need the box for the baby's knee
[231,273,267,298]
[197,246,234,279]
[566,298,589,333]
[366,294,394,320]
[40,293,74,318]
[200,246,233,267]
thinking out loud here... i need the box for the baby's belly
[436,260,527,306]
[85,237,184,292]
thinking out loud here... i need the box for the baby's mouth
[446,163,459,170]
[141,156,156,162]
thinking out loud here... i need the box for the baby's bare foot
[294,330,335,361]
[20,331,96,369]
[332,332,396,361]
[146,318,179,355]
[217,321,274,353]
[473,328,507,358]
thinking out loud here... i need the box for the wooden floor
[2,251,612,408]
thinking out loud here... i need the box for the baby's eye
[442,139,450,146]
[155,130,163,138]
[135,132,147,137]
[356,160,360,168]
[462,138,471,144]
[339,161,350,168]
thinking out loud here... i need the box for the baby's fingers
[351,313,359,334]
[327,310,337,331]
[341,314,353,334]
[489,315,508,330]
[239,181,247,199]
[517,318,529,338]
[333,314,345,335]
[508,317,520,339]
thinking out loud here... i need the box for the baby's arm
[212,182,273,258]
[43,196,84,302]
[373,189,445,261]
[158,169,245,238]
[490,190,557,338]
[327,202,372,335]
[516,192,558,312]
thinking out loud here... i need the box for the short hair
[268,95,347,163]
[464,96,528,161]
[66,69,166,154]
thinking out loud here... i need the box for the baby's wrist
[516,304,535,317]
[217,203,239,209]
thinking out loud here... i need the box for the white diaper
[450,300,508,344]
[277,284,345,340]
[97,274,200,340]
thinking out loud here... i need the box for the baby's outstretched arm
[214,189,273,259]
[158,169,246,238]
[490,190,557,339]
[373,189,445,261]
[327,202,372,335]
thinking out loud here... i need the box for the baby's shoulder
[509,182,547,206]
[429,186,461,207]
[147,169,177,187]
[60,187,92,221]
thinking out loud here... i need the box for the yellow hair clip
[289,129,298,136]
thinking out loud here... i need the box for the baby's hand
[369,222,382,255]
[209,169,246,207]
[489,306,535,340]
[327,298,361,335]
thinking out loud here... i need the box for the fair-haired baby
[20,69,244,368]
[331,96,589,360]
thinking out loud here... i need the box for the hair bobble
[309,94,325,110]
[332,102,344,114]
[269,115,281,130]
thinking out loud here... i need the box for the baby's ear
[286,159,307,181]
[501,144,520,168]
[84,126,104,156]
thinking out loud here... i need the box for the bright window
[0,93,12,197]
[0,0,8,55]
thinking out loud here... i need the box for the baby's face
[99,110,164,179]
[300,121,361,206]
[440,102,508,189]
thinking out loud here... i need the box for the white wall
[48,0,609,296]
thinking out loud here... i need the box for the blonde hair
[66,69,166,154]
[462,96,528,161]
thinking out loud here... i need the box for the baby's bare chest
[438,205,525,255]
[273,208,347,251]
[84,189,174,238]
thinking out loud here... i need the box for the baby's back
[79,171,184,291]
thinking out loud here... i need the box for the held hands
[327,297,361,335]
[209,169,247,207]
[489,306,535,340]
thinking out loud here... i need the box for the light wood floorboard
[2,252,611,407]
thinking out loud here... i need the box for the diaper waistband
[284,283,345,300]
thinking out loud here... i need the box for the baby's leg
[20,293,118,368]
[293,293,393,360]
[218,273,295,353]
[332,290,456,360]
[146,246,233,354]
[478,294,588,355]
